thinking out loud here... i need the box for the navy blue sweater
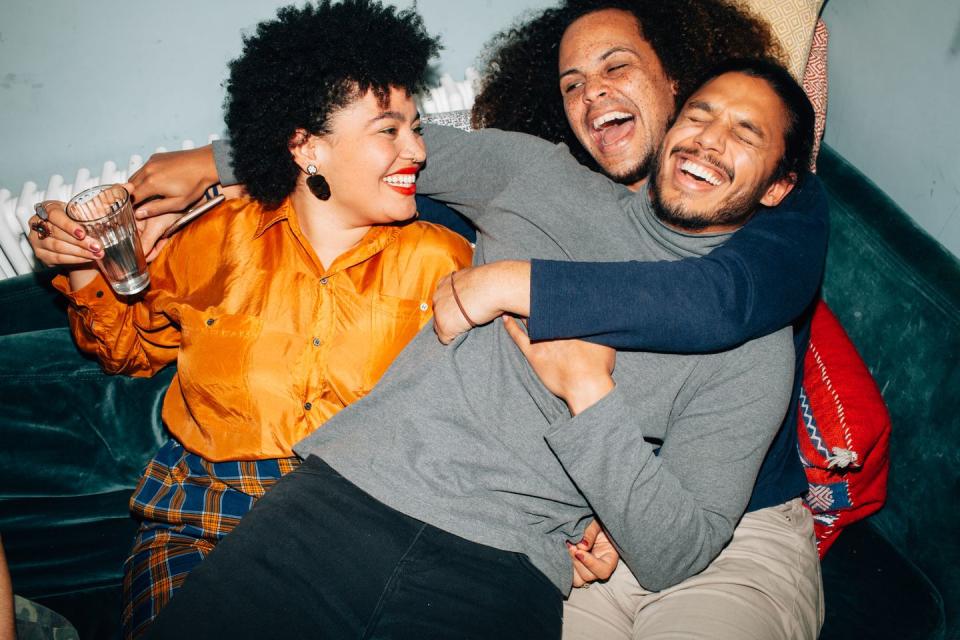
[418,172,829,511]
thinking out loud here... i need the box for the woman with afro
[29,1,471,637]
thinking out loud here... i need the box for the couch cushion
[819,520,945,640]
[0,326,171,597]
[0,271,68,335]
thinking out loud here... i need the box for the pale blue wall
[0,0,551,192]
[822,0,960,257]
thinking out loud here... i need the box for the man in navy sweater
[425,8,826,638]
[434,1,824,536]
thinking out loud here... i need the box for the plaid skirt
[122,439,299,639]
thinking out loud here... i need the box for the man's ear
[759,173,797,207]
[669,78,680,100]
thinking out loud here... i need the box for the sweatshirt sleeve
[212,139,238,186]
[416,124,552,223]
[527,173,829,351]
[544,330,794,591]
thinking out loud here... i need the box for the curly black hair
[224,0,440,208]
[471,0,783,169]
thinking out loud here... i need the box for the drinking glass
[66,184,150,295]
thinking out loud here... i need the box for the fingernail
[565,541,575,549]
[74,229,85,239]
[88,243,100,252]
[575,552,585,561]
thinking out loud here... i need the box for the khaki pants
[563,498,824,640]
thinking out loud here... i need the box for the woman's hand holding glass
[27,200,181,291]
[28,200,103,266]
[27,142,221,272]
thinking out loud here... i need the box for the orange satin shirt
[54,197,472,461]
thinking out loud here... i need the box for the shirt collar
[252,197,403,276]
[253,199,292,239]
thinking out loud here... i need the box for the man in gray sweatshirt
[145,61,813,639]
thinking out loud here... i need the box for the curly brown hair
[225,0,440,208]
[471,0,783,168]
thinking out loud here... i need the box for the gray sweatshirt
[291,125,794,595]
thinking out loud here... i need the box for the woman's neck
[290,189,372,271]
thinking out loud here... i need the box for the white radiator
[0,73,477,281]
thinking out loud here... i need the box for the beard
[566,119,659,187]
[648,147,767,231]
[607,154,654,187]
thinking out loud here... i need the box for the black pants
[144,456,563,639]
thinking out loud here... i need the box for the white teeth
[383,174,416,186]
[591,111,633,130]
[680,160,723,186]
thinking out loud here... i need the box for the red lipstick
[384,166,419,196]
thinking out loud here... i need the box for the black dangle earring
[305,164,331,201]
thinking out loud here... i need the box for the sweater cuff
[528,259,584,341]
[212,139,238,186]
[545,383,636,456]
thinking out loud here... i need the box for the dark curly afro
[224,0,440,208]
[471,0,782,170]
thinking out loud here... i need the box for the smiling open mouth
[591,111,636,149]
[383,170,417,195]
[679,159,724,186]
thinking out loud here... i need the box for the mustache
[669,145,734,181]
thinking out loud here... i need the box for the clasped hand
[568,520,620,588]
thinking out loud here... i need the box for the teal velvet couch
[1,144,957,639]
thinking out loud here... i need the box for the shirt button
[312,337,322,347]
[95,290,104,298]
[206,318,215,326]
[419,302,429,312]
[319,277,328,285]
[304,402,312,411]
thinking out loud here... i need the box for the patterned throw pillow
[803,19,829,169]
[797,301,892,556]
[739,0,825,81]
